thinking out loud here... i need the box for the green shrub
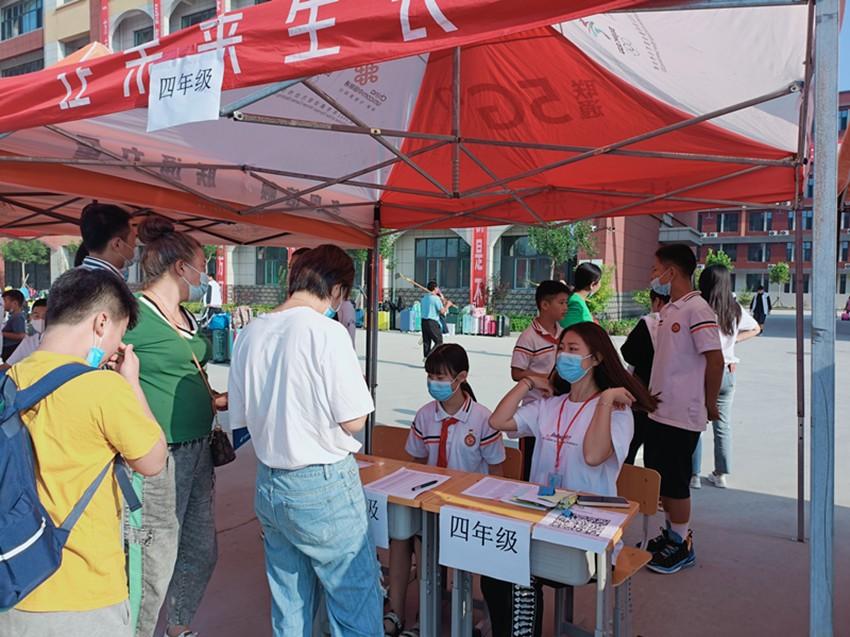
[632,289,651,313]
[598,318,638,336]
[509,314,535,333]
[738,291,754,308]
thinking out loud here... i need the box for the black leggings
[422,318,443,358]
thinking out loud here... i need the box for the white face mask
[30,318,45,334]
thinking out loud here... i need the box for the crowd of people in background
[0,199,766,637]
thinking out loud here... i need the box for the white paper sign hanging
[363,488,389,549]
[147,50,224,132]
[438,505,531,586]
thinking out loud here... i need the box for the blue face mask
[556,352,592,384]
[85,346,105,368]
[427,379,456,403]
[182,264,210,303]
[324,305,338,319]
[650,269,672,297]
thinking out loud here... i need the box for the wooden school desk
[422,473,639,637]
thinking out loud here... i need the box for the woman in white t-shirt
[228,245,382,637]
[690,265,760,489]
[484,321,658,637]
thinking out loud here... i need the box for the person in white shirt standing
[690,265,761,490]
[76,202,138,282]
[643,244,724,575]
[227,245,381,637]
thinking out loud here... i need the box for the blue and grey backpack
[0,363,141,610]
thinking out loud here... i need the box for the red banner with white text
[153,0,161,38]
[215,245,228,303]
[0,0,648,134]
[99,0,110,46]
[470,227,487,307]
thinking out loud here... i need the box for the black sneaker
[643,526,670,553]
[647,530,696,574]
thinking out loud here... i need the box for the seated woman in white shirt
[484,321,658,637]
[227,245,382,637]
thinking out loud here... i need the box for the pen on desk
[410,479,438,492]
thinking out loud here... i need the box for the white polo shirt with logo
[649,291,722,432]
[406,398,505,473]
[511,319,564,403]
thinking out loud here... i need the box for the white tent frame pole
[461,83,801,197]
[793,0,815,546]
[219,78,304,117]
[620,0,804,9]
[365,205,381,453]
[810,0,839,632]
[551,185,794,210]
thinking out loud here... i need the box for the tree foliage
[379,231,400,270]
[768,261,791,286]
[585,264,615,317]
[633,289,652,312]
[704,248,734,270]
[527,222,596,279]
[203,245,218,263]
[2,239,49,265]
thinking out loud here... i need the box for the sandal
[400,627,419,637]
[384,612,403,637]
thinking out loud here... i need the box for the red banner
[216,0,224,16]
[99,0,110,46]
[0,0,644,134]
[470,227,487,307]
[153,0,161,38]
[216,245,228,302]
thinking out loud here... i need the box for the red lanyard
[553,393,601,471]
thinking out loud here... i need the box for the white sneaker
[690,475,701,489]
[706,472,728,489]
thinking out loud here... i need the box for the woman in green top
[560,262,602,329]
[124,216,224,637]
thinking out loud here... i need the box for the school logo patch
[671,322,681,333]
[464,432,476,447]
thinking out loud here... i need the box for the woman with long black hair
[560,262,602,329]
[690,265,760,489]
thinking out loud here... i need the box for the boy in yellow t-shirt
[0,268,166,637]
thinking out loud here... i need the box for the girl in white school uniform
[383,343,505,637]
[484,321,658,637]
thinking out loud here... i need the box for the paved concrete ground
[200,314,850,636]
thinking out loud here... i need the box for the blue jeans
[255,455,382,637]
[693,368,736,476]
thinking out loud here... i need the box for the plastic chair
[370,425,413,462]
[502,446,523,480]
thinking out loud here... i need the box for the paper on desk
[462,477,574,510]
[356,459,373,469]
[364,468,450,498]
[532,506,627,553]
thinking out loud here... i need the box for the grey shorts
[0,600,131,637]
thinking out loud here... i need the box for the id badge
[547,473,562,490]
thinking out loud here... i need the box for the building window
[784,274,810,294]
[841,212,850,230]
[787,209,813,232]
[62,35,89,57]
[840,109,849,134]
[1,0,42,40]
[748,211,773,233]
[499,236,567,290]
[133,26,153,46]
[747,243,769,262]
[181,7,216,28]
[840,241,849,263]
[840,274,847,295]
[786,242,794,262]
[717,243,737,262]
[717,212,739,233]
[803,241,812,262]
[255,247,287,286]
[746,274,768,291]
[0,57,42,76]
[414,237,470,290]
[697,215,705,233]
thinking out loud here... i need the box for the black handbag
[210,425,236,467]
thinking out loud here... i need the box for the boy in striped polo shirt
[644,244,724,574]
[510,280,570,479]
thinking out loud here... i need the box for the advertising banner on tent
[0,0,648,134]
[99,0,109,46]
[153,0,161,38]
[147,50,225,132]
[471,227,488,307]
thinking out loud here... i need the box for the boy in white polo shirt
[510,280,569,479]
[644,244,724,574]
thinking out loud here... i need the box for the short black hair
[427,280,438,291]
[31,298,47,309]
[649,290,670,305]
[46,268,139,330]
[289,245,354,300]
[573,262,602,291]
[535,280,569,309]
[655,244,697,277]
[80,202,131,253]
[757,284,765,291]
[2,290,24,307]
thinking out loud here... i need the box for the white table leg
[451,570,473,637]
[420,510,442,637]
[594,549,614,637]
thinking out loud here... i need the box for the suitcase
[497,315,511,337]
[463,314,477,335]
[400,309,415,332]
[477,316,487,335]
[355,308,365,328]
[378,311,390,331]
[484,315,497,336]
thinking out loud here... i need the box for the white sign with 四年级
[147,50,224,132]
[438,505,531,586]
[363,488,389,549]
